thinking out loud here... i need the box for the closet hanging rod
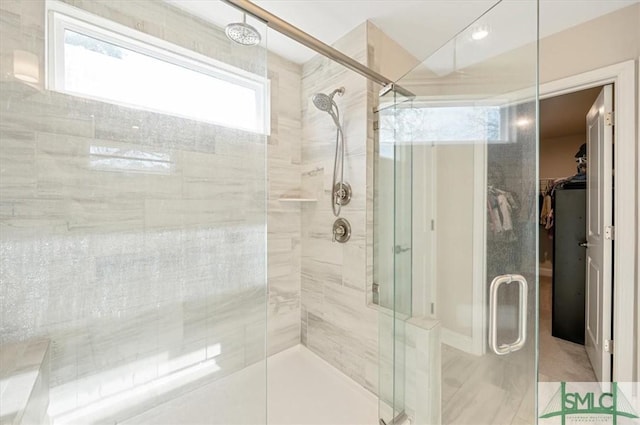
[220,0,415,99]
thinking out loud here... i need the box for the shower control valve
[332,218,351,243]
[333,182,352,206]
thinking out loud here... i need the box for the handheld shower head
[312,87,345,113]
[310,87,349,218]
[312,93,333,112]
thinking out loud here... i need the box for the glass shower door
[376,96,412,423]
[376,1,538,423]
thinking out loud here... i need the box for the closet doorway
[538,85,614,383]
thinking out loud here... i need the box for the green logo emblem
[540,382,639,424]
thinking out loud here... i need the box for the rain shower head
[225,14,261,46]
[312,87,345,113]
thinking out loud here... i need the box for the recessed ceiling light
[471,27,489,41]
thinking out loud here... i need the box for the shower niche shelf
[278,197,318,203]
[278,191,317,202]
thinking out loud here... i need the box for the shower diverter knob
[333,182,352,206]
[332,218,351,243]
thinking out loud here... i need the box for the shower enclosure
[2,0,541,424]
[1,1,268,423]
[375,1,539,424]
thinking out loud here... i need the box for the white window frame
[45,0,270,134]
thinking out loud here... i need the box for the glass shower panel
[378,1,538,424]
[376,89,412,423]
[0,1,267,424]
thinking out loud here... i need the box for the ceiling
[540,86,602,140]
[169,0,638,66]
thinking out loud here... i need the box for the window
[377,102,509,158]
[47,1,269,134]
[396,104,503,143]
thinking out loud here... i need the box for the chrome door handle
[578,241,591,248]
[489,274,528,355]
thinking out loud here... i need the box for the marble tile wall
[300,23,379,394]
[266,52,303,356]
[0,0,301,422]
[300,20,425,402]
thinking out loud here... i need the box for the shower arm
[221,0,414,99]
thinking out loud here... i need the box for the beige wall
[540,3,640,84]
[540,134,585,180]
[367,22,420,82]
[435,145,475,338]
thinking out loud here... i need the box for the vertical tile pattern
[300,23,379,394]
[0,0,300,422]
[267,53,303,356]
[299,20,423,399]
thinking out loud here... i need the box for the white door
[585,84,613,383]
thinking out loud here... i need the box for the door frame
[539,60,637,383]
[637,56,640,388]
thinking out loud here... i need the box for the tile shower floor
[121,345,378,425]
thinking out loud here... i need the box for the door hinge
[431,219,435,231]
[605,225,614,240]
[604,339,614,353]
[373,120,379,131]
[605,111,614,126]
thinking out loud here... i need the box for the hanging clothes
[540,193,552,226]
[540,173,585,233]
[487,186,518,240]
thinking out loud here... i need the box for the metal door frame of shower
[220,0,414,98]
